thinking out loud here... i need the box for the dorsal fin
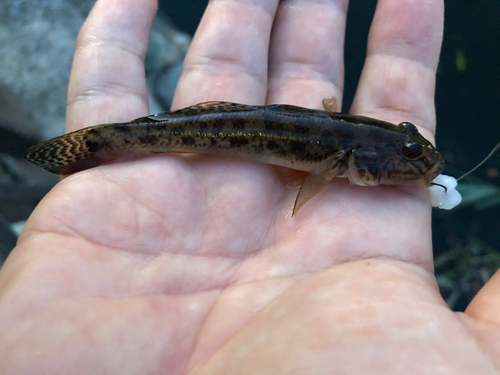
[265,104,318,115]
[174,101,257,115]
[144,101,259,121]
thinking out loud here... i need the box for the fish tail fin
[25,128,104,175]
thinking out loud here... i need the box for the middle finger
[172,0,280,109]
[267,0,348,109]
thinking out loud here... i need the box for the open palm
[2,0,499,373]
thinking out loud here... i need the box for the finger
[350,0,444,141]
[466,269,500,326]
[172,0,279,109]
[66,0,157,133]
[266,0,348,109]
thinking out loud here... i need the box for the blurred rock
[1,0,84,140]
[0,0,190,141]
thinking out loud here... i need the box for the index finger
[351,0,444,142]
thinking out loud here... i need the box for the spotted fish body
[25,101,444,214]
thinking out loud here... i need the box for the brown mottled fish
[25,98,444,215]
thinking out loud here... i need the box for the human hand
[2,0,499,373]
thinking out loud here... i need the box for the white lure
[429,174,462,210]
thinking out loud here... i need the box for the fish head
[347,122,445,186]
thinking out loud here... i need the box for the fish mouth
[423,152,445,186]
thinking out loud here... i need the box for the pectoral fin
[292,151,347,216]
[322,97,339,112]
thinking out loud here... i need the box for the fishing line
[456,142,500,181]
[429,142,499,194]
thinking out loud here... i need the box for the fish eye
[399,122,419,134]
[403,142,424,160]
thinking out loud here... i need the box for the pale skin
[1,0,499,373]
